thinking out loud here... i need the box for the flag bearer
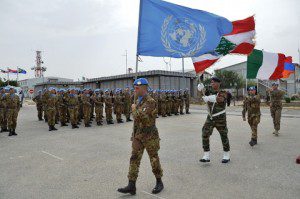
[199,77,230,163]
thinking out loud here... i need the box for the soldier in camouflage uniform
[159,90,167,117]
[57,89,68,127]
[67,88,79,129]
[92,89,104,126]
[200,77,230,164]
[123,87,132,122]
[184,89,190,114]
[242,86,261,146]
[47,87,58,131]
[166,90,172,116]
[118,78,164,195]
[0,88,8,133]
[268,82,285,136]
[179,90,185,115]
[81,89,92,127]
[114,89,124,123]
[33,90,43,121]
[77,89,83,123]
[104,89,114,124]
[6,87,20,136]
[42,88,50,123]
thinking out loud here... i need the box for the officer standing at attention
[268,82,285,136]
[118,78,164,196]
[81,89,92,127]
[0,88,8,133]
[199,77,231,163]
[47,87,58,131]
[93,89,104,126]
[6,87,20,136]
[123,87,133,122]
[104,89,114,124]
[242,86,261,146]
[67,88,79,129]
[33,90,43,121]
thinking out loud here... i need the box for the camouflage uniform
[67,93,79,128]
[242,94,261,140]
[202,89,230,152]
[42,91,50,122]
[114,92,124,122]
[47,94,58,128]
[0,91,7,132]
[81,94,92,126]
[166,92,172,116]
[183,91,190,114]
[270,89,284,131]
[6,93,20,132]
[57,92,68,126]
[33,93,43,120]
[104,93,114,124]
[178,92,184,114]
[159,92,167,117]
[128,94,163,181]
[93,93,104,125]
[123,91,132,121]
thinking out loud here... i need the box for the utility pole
[122,50,128,74]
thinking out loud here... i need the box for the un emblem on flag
[161,15,206,57]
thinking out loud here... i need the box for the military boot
[249,138,257,147]
[152,178,164,194]
[12,129,17,136]
[273,130,279,136]
[85,123,91,127]
[117,180,136,195]
[8,129,13,136]
[200,152,210,163]
[52,126,58,131]
[61,123,68,127]
[126,118,132,122]
[117,120,123,123]
[97,122,103,126]
[49,126,53,131]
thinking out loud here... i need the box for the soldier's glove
[202,95,216,103]
[197,83,205,92]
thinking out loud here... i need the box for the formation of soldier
[33,86,191,131]
[0,87,20,136]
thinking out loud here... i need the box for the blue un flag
[137,0,233,58]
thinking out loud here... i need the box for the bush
[285,97,291,103]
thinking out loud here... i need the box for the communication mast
[31,51,47,77]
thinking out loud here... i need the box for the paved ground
[0,105,299,199]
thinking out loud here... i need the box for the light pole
[122,50,128,74]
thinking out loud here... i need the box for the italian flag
[192,16,255,74]
[247,49,286,80]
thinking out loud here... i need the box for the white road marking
[41,151,63,161]
[141,191,166,199]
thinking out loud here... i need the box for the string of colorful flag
[0,68,27,74]
[136,0,297,80]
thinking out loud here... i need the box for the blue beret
[133,78,148,86]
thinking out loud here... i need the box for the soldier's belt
[138,125,157,134]
[210,110,226,118]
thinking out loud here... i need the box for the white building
[18,76,73,97]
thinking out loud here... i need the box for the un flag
[137,0,233,58]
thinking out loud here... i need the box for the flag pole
[135,55,139,80]
[7,67,10,85]
[135,0,142,80]
[182,57,185,89]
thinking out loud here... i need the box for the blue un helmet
[133,78,149,86]
[248,86,256,91]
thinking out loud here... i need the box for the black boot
[2,128,8,132]
[8,129,13,136]
[12,129,17,136]
[97,122,103,126]
[117,180,136,195]
[49,126,53,131]
[52,126,58,131]
[249,138,257,147]
[39,118,43,121]
[117,120,123,123]
[61,123,68,127]
[126,118,132,122]
[152,178,164,194]
[85,124,91,127]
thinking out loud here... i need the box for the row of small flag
[0,68,27,74]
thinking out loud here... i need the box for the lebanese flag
[247,49,286,80]
[8,69,18,73]
[192,16,255,74]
